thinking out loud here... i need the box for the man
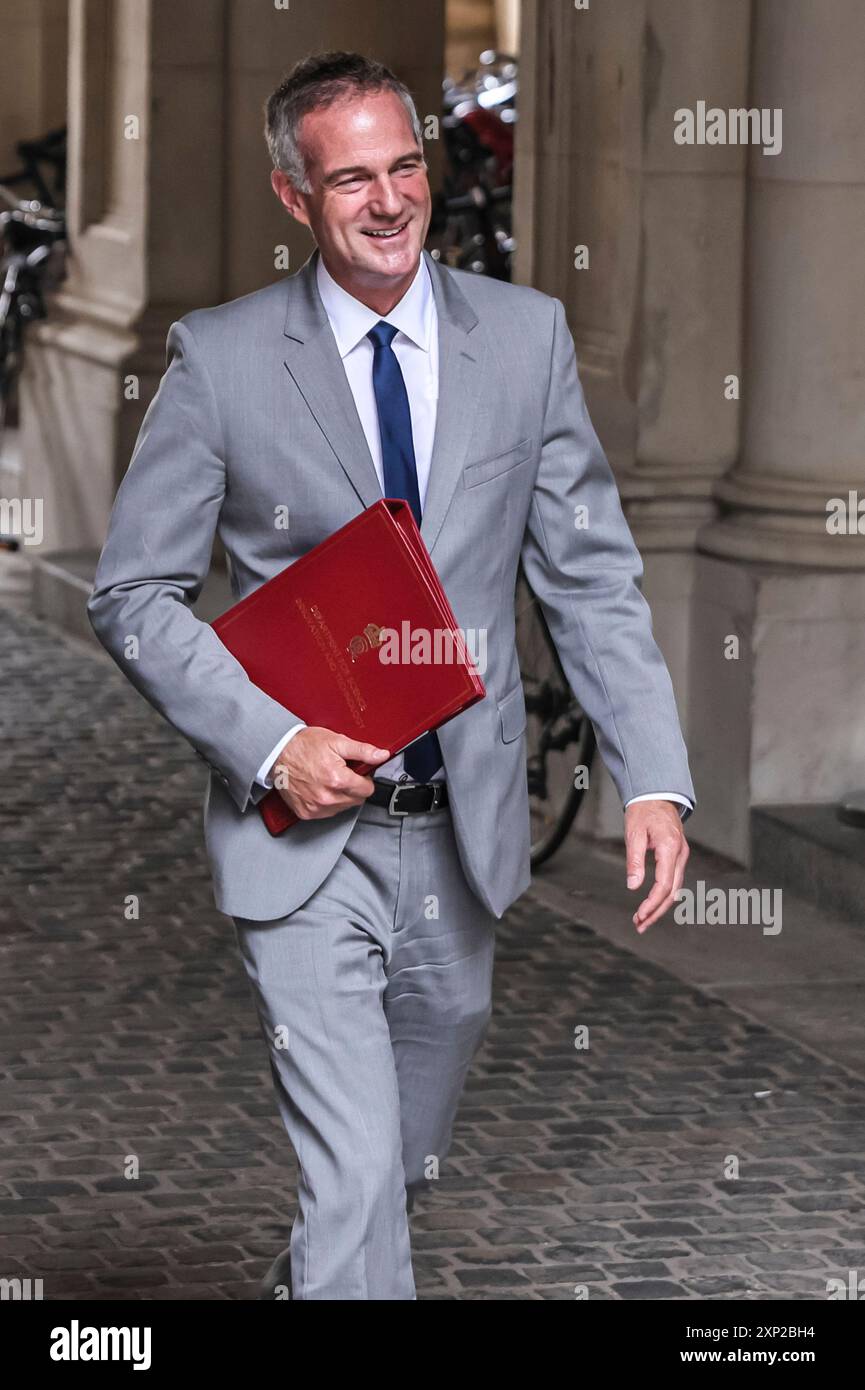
[87,51,695,1301]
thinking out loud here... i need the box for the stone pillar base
[699,472,865,570]
[21,310,165,554]
[688,554,865,865]
[619,467,720,553]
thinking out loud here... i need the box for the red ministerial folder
[211,499,486,835]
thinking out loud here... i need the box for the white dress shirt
[254,253,692,820]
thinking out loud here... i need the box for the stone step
[751,803,865,923]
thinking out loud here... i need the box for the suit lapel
[282,247,382,509]
[419,249,484,555]
[282,246,484,553]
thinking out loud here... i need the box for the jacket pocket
[463,437,533,489]
[498,681,527,742]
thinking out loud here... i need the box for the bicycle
[1,126,66,208]
[0,130,67,549]
[0,183,65,434]
[427,50,516,281]
[515,565,597,868]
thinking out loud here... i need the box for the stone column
[617,0,750,554]
[494,0,520,56]
[689,0,865,863]
[513,0,751,838]
[700,0,865,570]
[23,0,230,555]
[515,0,749,513]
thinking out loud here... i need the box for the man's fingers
[639,834,695,934]
[634,834,695,934]
[636,894,676,933]
[633,837,679,928]
[671,838,690,899]
[625,822,648,889]
[273,728,388,819]
[329,735,389,800]
[332,735,391,765]
[330,765,376,799]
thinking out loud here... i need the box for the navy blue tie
[367,319,442,783]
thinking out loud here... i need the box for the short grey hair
[265,50,423,193]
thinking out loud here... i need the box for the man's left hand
[624,800,690,933]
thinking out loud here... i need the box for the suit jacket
[87,247,696,921]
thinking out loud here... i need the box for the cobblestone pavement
[2,607,864,1301]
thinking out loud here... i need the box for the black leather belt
[369,779,449,816]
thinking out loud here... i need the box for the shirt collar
[315,251,433,358]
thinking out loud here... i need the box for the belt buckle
[387,783,411,817]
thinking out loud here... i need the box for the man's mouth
[361,221,409,240]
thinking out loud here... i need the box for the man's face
[273,89,431,294]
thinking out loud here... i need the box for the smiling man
[87,51,695,1301]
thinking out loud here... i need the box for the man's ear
[271,169,310,228]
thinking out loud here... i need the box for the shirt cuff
[624,792,694,821]
[254,723,307,788]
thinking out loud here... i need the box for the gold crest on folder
[348,622,385,662]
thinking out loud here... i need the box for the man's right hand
[269,728,391,821]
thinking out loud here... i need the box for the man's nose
[366,177,404,217]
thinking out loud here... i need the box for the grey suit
[87,246,695,1299]
[88,247,694,922]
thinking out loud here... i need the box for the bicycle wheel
[0,304,22,438]
[515,566,597,867]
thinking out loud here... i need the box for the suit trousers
[232,797,497,1300]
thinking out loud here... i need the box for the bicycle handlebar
[0,182,63,221]
[444,184,511,214]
